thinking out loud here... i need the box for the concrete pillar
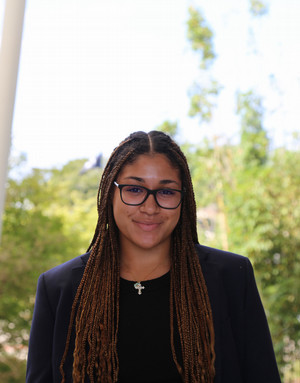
[0,0,26,241]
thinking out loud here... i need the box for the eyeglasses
[114,181,184,209]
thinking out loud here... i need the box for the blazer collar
[71,252,90,299]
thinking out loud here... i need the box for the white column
[0,0,26,241]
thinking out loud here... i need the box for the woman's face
[112,153,182,254]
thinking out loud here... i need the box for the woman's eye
[158,189,175,196]
[124,186,143,194]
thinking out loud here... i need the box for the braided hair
[60,131,215,382]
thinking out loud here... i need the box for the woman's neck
[119,242,171,281]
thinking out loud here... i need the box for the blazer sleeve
[242,258,281,382]
[198,245,281,382]
[26,273,54,382]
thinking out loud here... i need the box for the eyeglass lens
[121,185,182,209]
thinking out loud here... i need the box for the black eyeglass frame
[114,181,184,210]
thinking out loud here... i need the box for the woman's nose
[140,193,159,213]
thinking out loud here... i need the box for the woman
[26,131,281,383]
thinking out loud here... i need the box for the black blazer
[26,245,281,382]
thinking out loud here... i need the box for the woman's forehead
[119,153,181,181]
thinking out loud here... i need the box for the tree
[186,7,215,69]
[186,7,221,124]
[236,90,269,166]
[249,0,269,17]
[184,99,300,379]
[0,157,101,382]
[226,145,300,377]
[155,120,179,139]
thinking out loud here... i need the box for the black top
[118,272,182,383]
[26,245,282,383]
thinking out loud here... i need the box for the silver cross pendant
[134,282,145,295]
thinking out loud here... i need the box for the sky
[1,0,300,170]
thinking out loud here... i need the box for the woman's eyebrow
[159,179,180,186]
[123,176,180,186]
[123,176,144,182]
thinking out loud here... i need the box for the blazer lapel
[195,244,225,382]
[71,252,89,300]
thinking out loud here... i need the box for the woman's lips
[134,220,161,232]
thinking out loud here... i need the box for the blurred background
[0,0,299,381]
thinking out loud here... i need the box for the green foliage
[156,120,179,138]
[186,7,221,124]
[249,0,269,17]
[188,80,221,123]
[184,86,299,378]
[0,158,101,381]
[187,7,215,69]
[227,147,300,377]
[236,90,269,166]
[185,134,300,379]
[183,137,234,251]
[0,352,26,383]
[183,1,296,379]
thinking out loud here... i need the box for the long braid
[59,139,135,382]
[169,146,215,382]
[59,131,215,382]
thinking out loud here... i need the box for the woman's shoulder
[34,253,90,310]
[195,244,258,315]
[194,243,254,291]
[41,252,90,286]
[195,243,251,269]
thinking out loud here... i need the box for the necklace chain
[123,261,169,296]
